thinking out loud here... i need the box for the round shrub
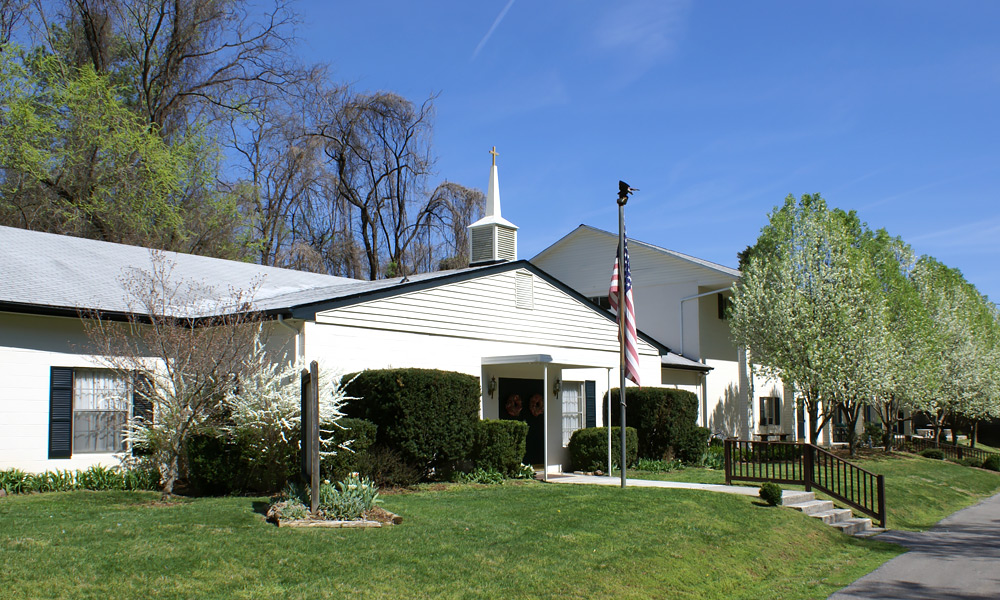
[759,482,783,506]
[983,454,1000,472]
[919,448,945,461]
[604,387,702,463]
[473,419,528,476]
[356,446,422,488]
[957,457,983,469]
[567,427,638,472]
[321,418,378,481]
[344,368,480,477]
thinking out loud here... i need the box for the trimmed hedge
[919,448,945,461]
[321,418,378,481]
[983,454,1000,472]
[604,387,704,463]
[344,368,481,477]
[568,426,638,472]
[473,419,528,476]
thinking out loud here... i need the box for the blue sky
[296,1,1000,300]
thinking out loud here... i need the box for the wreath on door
[505,394,523,417]
[529,393,544,417]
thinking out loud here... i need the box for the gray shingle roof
[0,225,357,316]
[0,225,510,318]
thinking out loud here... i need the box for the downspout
[678,286,731,357]
[276,314,303,364]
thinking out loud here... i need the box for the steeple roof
[469,146,517,230]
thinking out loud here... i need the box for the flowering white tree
[731,195,890,454]
[223,331,353,484]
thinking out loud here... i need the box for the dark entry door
[499,377,545,464]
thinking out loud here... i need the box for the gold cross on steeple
[489,146,499,166]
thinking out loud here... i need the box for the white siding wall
[307,268,663,472]
[0,312,121,471]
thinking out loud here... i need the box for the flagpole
[618,201,628,489]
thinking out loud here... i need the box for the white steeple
[469,146,518,265]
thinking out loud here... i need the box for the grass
[0,483,901,600]
[851,452,1000,530]
[627,452,1000,531]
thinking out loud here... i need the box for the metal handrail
[725,439,886,527]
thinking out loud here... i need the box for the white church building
[0,153,793,477]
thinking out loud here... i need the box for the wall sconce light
[488,376,497,398]
[553,378,561,396]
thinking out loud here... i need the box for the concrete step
[809,508,854,525]
[785,499,835,515]
[831,517,874,536]
[780,491,815,505]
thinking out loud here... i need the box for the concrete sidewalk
[544,472,808,501]
[829,491,1000,600]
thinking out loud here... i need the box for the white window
[73,369,131,453]
[561,382,583,446]
[759,396,781,428]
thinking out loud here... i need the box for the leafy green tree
[0,48,242,255]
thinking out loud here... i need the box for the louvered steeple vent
[468,146,517,266]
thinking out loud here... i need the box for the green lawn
[0,484,900,600]
[628,452,1000,531]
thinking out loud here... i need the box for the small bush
[0,469,28,494]
[512,463,536,480]
[957,457,983,468]
[635,457,683,472]
[920,448,945,460]
[759,482,783,506]
[185,432,247,495]
[983,455,1000,472]
[77,465,125,490]
[321,418,378,481]
[344,368,480,477]
[356,446,421,488]
[473,419,528,476]
[457,468,506,485]
[701,445,725,470]
[567,427,638,472]
[313,474,380,521]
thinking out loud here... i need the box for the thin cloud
[472,0,517,61]
[595,0,690,82]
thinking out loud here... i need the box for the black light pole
[617,181,636,488]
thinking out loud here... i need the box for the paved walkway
[544,472,799,499]
[829,491,1000,600]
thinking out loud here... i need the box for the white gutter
[679,286,732,357]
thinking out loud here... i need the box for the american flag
[609,234,640,386]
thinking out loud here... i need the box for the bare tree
[84,252,261,497]
[319,91,484,279]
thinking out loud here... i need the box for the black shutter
[48,367,73,459]
[759,397,766,427]
[585,381,597,428]
[132,373,153,424]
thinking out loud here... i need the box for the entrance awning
[482,354,613,369]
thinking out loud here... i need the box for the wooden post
[309,361,320,516]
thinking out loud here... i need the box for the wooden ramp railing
[725,439,886,528]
